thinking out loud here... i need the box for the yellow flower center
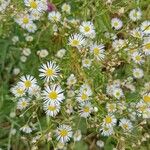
[52,16,58,21]
[17,88,24,95]
[81,93,88,101]
[48,105,56,111]
[116,92,120,97]
[139,105,147,112]
[22,101,27,107]
[93,47,99,55]
[143,95,150,103]
[133,12,137,17]
[145,43,150,49]
[114,22,118,26]
[146,26,150,31]
[135,55,141,61]
[30,1,37,9]
[109,104,115,111]
[46,68,54,77]
[105,116,112,124]
[84,59,89,64]
[123,124,129,129]
[83,106,90,112]
[48,91,58,100]
[71,40,79,46]
[84,26,90,32]
[24,80,31,88]
[60,129,68,137]
[23,17,29,24]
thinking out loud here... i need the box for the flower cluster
[1,0,149,149]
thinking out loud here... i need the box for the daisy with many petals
[129,9,142,22]
[119,118,133,132]
[19,75,37,90]
[132,52,144,64]
[17,98,30,110]
[100,124,114,136]
[133,68,144,79]
[43,103,60,117]
[68,33,85,48]
[111,18,123,30]
[56,124,73,143]
[42,84,65,105]
[39,61,60,82]
[102,115,117,127]
[48,11,61,22]
[79,21,95,37]
[11,84,25,97]
[90,43,105,60]
[79,102,93,118]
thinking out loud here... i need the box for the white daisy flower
[61,3,71,14]
[68,33,85,48]
[142,38,150,55]
[79,21,95,37]
[141,21,150,35]
[56,124,73,143]
[19,75,37,90]
[119,118,133,132]
[130,28,143,39]
[15,13,33,29]
[24,0,47,13]
[26,22,37,33]
[132,52,144,64]
[136,100,148,116]
[67,74,77,86]
[48,11,61,22]
[79,102,93,118]
[111,18,123,30]
[133,68,144,79]
[20,125,32,133]
[17,98,30,110]
[100,125,114,136]
[106,103,117,113]
[102,115,117,127]
[112,87,124,99]
[73,130,82,142]
[77,91,90,103]
[11,84,25,97]
[43,103,60,117]
[112,39,127,52]
[42,84,65,105]
[129,9,142,21]
[39,61,60,82]
[82,58,92,68]
[30,10,42,20]
[80,84,92,96]
[90,43,105,60]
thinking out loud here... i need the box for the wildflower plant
[0,0,150,150]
